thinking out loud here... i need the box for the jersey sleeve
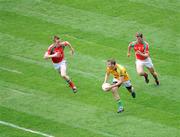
[63,41,69,46]
[47,46,52,54]
[129,41,136,47]
[106,68,110,74]
[47,45,54,55]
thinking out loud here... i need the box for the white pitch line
[3,86,32,96]
[0,120,54,137]
[0,66,23,74]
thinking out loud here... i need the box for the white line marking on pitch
[0,120,54,137]
[0,66,23,74]
[2,86,32,96]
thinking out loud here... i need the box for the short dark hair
[136,32,143,38]
[107,59,116,65]
[54,35,60,40]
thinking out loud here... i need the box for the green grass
[0,0,180,137]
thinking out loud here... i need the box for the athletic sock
[154,76,159,85]
[154,75,158,81]
[143,73,149,83]
[131,88,136,98]
[144,73,148,77]
[70,81,75,88]
[66,79,70,83]
[117,100,123,107]
[66,80,75,89]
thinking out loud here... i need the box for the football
[102,83,111,91]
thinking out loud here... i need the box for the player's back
[116,64,129,81]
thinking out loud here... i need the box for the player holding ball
[103,59,136,113]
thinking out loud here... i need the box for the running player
[127,32,159,85]
[44,35,77,93]
[103,59,136,113]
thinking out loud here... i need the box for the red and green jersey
[47,41,69,63]
[129,41,149,60]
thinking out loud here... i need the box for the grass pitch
[0,0,180,137]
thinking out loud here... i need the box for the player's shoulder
[143,41,149,49]
[48,44,55,50]
[106,67,111,71]
[61,41,69,46]
[129,41,137,46]
[144,41,149,46]
[117,64,126,71]
[117,64,123,68]
[116,64,122,70]
[107,67,113,73]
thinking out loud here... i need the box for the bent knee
[61,74,67,78]
[111,87,118,92]
[137,71,144,76]
[151,71,158,76]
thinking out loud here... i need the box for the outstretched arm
[63,41,74,56]
[127,44,132,57]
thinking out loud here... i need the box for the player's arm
[109,76,124,89]
[44,44,60,59]
[104,72,110,83]
[63,41,75,56]
[135,50,149,57]
[44,52,60,59]
[127,43,133,57]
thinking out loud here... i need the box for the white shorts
[53,60,66,70]
[136,57,153,68]
[113,78,132,88]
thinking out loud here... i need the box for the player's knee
[111,87,118,92]
[137,71,144,76]
[112,91,120,100]
[111,88,115,92]
[149,68,155,74]
[126,86,132,91]
[150,71,155,75]
[152,71,158,77]
[136,68,143,76]
[61,73,67,78]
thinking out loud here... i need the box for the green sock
[117,100,123,107]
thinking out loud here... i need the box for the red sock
[69,81,75,88]
[144,73,148,77]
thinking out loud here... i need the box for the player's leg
[124,80,136,98]
[136,60,149,83]
[59,61,77,92]
[111,86,124,113]
[147,67,159,85]
[145,58,159,85]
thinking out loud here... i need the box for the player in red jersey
[44,35,77,92]
[127,32,159,85]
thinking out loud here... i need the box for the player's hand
[127,52,131,57]
[135,50,143,55]
[135,50,140,54]
[44,54,49,59]
[70,49,74,56]
[106,85,112,91]
[55,52,61,58]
